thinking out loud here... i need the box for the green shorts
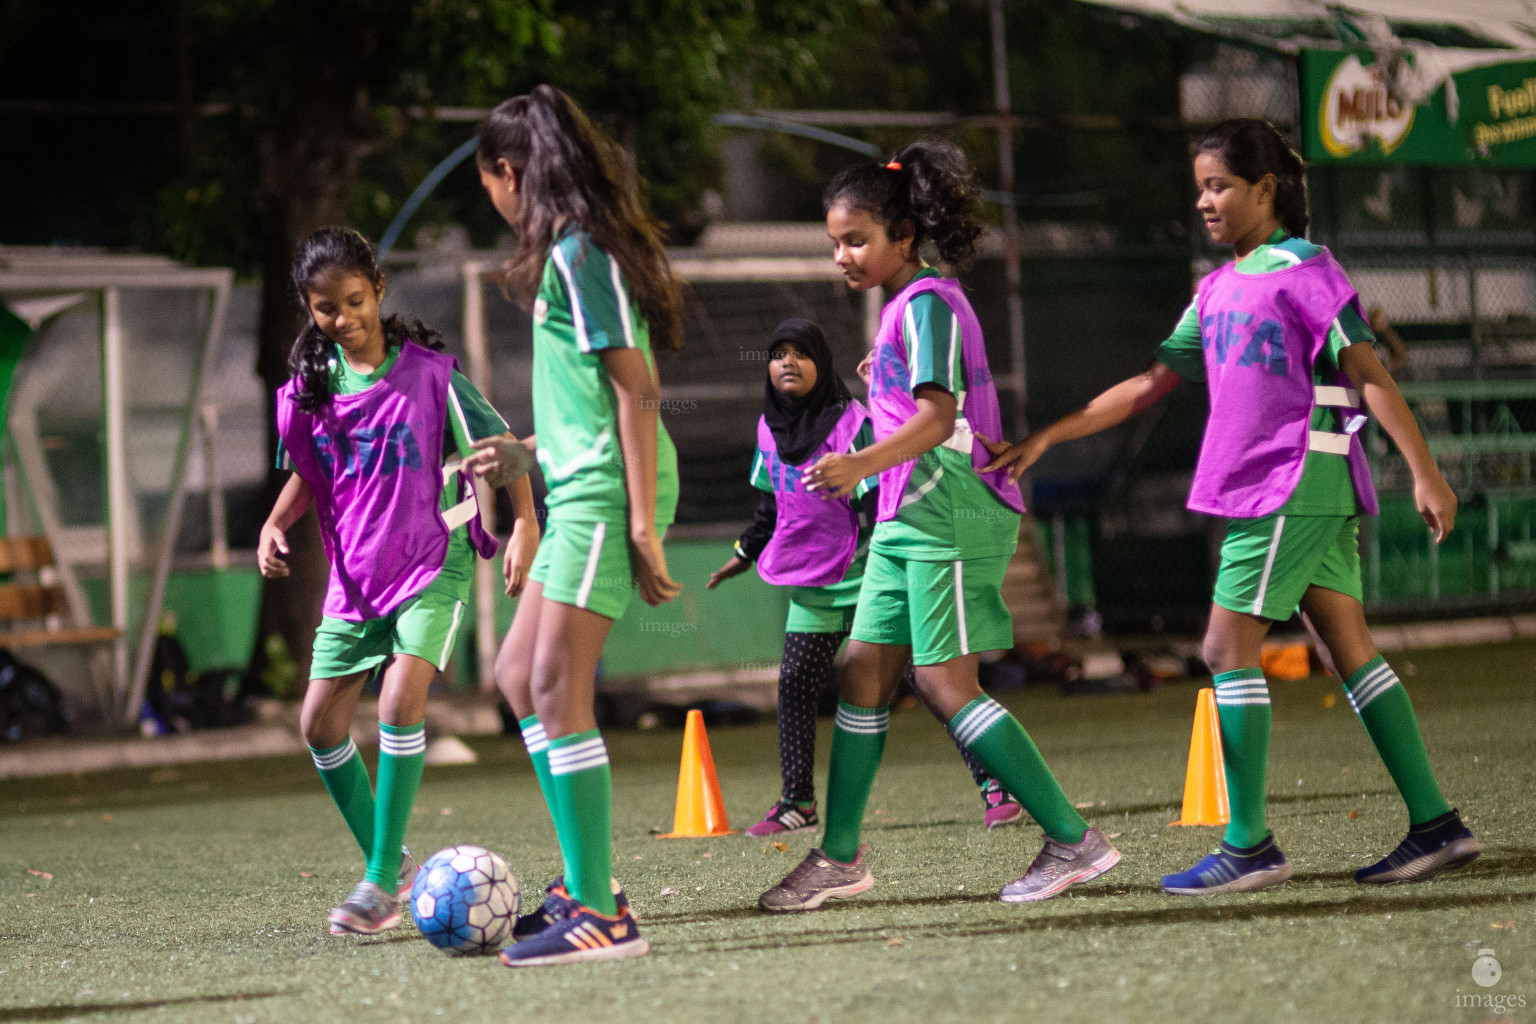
[528,515,639,621]
[1213,513,1363,621]
[310,577,469,679]
[848,550,1014,665]
[786,574,863,634]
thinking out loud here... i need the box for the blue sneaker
[1356,809,1480,884]
[499,899,649,967]
[1162,836,1293,895]
[511,876,630,941]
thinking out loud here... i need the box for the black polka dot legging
[777,630,989,804]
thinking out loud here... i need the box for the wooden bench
[0,536,121,649]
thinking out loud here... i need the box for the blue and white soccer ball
[409,845,520,955]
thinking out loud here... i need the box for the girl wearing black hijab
[709,318,1020,835]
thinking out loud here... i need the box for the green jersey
[871,269,1020,562]
[1155,230,1374,516]
[532,227,680,525]
[278,343,509,592]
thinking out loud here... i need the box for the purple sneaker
[982,778,1023,829]
[745,800,818,837]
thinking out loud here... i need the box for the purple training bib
[865,275,1024,522]
[277,344,496,620]
[1187,250,1378,518]
[753,404,868,588]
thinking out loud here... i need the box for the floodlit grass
[2,641,1533,1023]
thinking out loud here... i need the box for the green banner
[1302,48,1536,166]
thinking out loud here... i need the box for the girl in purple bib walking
[756,141,1118,914]
[259,228,538,935]
[982,118,1478,894]
[708,317,1023,837]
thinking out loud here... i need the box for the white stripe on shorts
[1252,515,1286,616]
[953,560,970,656]
[575,521,607,609]
[436,600,465,670]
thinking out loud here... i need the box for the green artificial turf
[1,641,1533,1023]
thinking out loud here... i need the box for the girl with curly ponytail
[755,145,1120,912]
[259,226,540,938]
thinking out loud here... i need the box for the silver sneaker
[1000,827,1121,903]
[758,846,874,912]
[397,847,421,900]
[328,880,401,935]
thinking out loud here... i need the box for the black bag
[0,647,68,742]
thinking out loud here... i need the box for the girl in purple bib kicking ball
[981,118,1478,894]
[708,316,1024,837]
[260,227,538,935]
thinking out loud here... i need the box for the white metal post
[462,261,499,691]
[102,286,131,712]
[201,403,229,571]
[991,0,1027,436]
[123,276,232,727]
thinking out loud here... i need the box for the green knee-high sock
[518,716,560,829]
[820,702,889,863]
[547,730,618,915]
[365,722,426,888]
[949,697,1088,844]
[1213,669,1273,849]
[1344,656,1451,825]
[310,737,375,856]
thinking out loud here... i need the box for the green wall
[150,537,789,685]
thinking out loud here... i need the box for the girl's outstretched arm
[802,385,956,499]
[258,473,312,578]
[603,346,682,606]
[979,362,1184,483]
[1339,342,1457,542]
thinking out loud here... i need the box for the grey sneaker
[328,880,401,935]
[397,847,420,900]
[999,827,1121,903]
[758,846,874,912]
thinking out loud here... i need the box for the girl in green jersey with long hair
[470,85,681,967]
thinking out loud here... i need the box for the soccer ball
[409,845,520,955]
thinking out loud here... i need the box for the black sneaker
[1356,809,1481,884]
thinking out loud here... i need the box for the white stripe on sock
[953,699,1007,746]
[311,738,359,771]
[834,707,889,735]
[1347,664,1399,712]
[548,737,610,775]
[574,521,607,609]
[520,722,549,755]
[379,729,426,757]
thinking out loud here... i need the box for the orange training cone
[1169,687,1230,826]
[659,709,734,838]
